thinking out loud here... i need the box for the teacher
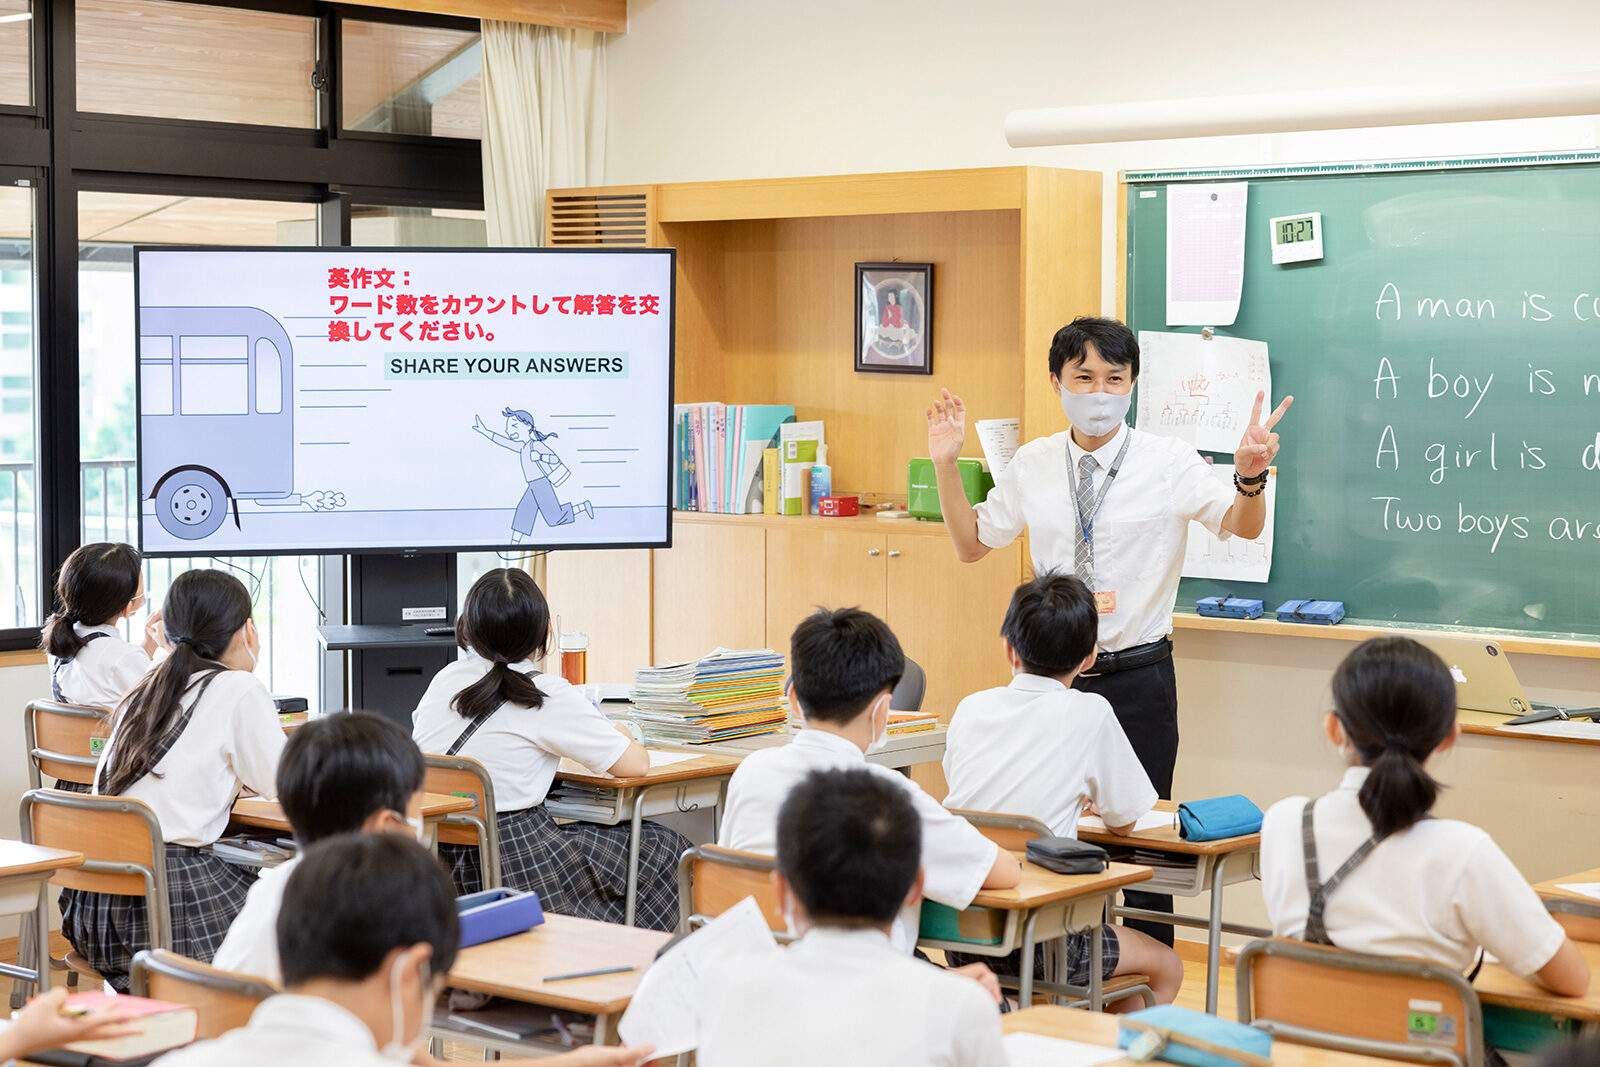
[927,316,1291,941]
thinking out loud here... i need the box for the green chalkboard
[1125,157,1600,638]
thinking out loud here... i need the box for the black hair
[501,407,557,442]
[41,542,143,661]
[777,767,921,927]
[277,834,459,986]
[453,568,550,720]
[789,607,904,724]
[1330,636,1458,837]
[278,711,426,846]
[1048,316,1141,380]
[1001,572,1099,676]
[98,569,252,797]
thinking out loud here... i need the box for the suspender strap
[50,631,109,702]
[1301,797,1391,946]
[447,710,495,756]
[97,668,222,794]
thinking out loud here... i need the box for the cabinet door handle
[887,550,901,558]
[867,548,881,557]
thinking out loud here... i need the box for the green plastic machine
[907,458,994,520]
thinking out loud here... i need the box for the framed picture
[855,262,933,374]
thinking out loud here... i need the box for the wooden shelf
[1170,611,1600,660]
[654,167,1034,223]
[672,509,958,538]
[1457,710,1600,748]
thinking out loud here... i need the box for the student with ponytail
[63,568,286,991]
[412,568,689,931]
[41,542,163,709]
[1261,636,1589,996]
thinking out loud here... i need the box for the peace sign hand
[1234,391,1293,479]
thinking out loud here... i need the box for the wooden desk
[1003,1005,1398,1066]
[1474,938,1600,1023]
[0,840,85,993]
[230,792,474,845]
[278,712,309,733]
[653,724,949,772]
[443,912,670,1051]
[917,858,1152,1012]
[1457,709,1600,748]
[547,752,741,926]
[1077,799,1265,1015]
[1533,868,1600,903]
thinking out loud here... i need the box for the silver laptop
[1412,635,1533,718]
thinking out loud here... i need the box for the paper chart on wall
[1136,330,1270,454]
[1183,463,1276,583]
[1166,182,1248,326]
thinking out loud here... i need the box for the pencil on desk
[542,965,636,983]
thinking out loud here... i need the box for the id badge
[1094,590,1117,615]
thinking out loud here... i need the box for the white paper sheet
[1183,463,1276,583]
[1555,883,1600,901]
[617,896,778,1056]
[1002,1031,1127,1067]
[974,417,1021,476]
[1136,331,1270,454]
[646,750,697,768]
[1078,811,1179,834]
[1166,182,1248,326]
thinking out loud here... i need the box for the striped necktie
[1075,453,1098,584]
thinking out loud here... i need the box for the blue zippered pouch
[1118,1005,1272,1067]
[1177,795,1263,842]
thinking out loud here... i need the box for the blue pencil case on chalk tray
[1118,1005,1272,1067]
[1177,795,1263,842]
[457,888,544,947]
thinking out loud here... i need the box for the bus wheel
[155,469,229,540]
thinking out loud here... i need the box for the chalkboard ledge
[1170,613,1600,661]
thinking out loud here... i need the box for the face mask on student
[1058,386,1132,438]
[865,699,891,756]
[380,954,432,1062]
[392,810,426,845]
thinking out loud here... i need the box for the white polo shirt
[719,728,998,953]
[412,655,630,811]
[96,669,285,846]
[697,927,1006,1067]
[943,673,1156,837]
[155,995,389,1067]
[973,424,1233,652]
[213,854,299,983]
[50,622,151,708]
[1261,767,1567,977]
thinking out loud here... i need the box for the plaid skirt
[51,780,91,794]
[947,924,1121,989]
[59,844,256,993]
[439,806,690,932]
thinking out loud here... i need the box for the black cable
[212,557,263,598]
[295,556,327,623]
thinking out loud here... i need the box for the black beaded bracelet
[1233,472,1267,497]
[1235,469,1269,486]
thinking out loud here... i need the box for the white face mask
[1058,387,1132,437]
[379,955,431,1062]
[865,702,890,755]
[398,812,425,845]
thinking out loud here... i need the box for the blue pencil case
[1274,599,1345,625]
[1196,596,1264,620]
[1118,1005,1272,1067]
[457,887,545,947]
[1177,795,1263,842]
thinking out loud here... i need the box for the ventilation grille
[545,189,652,246]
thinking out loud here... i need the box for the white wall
[1,659,55,938]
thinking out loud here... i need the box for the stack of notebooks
[886,712,939,736]
[629,648,788,743]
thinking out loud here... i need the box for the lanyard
[1066,430,1132,548]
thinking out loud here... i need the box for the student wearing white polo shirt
[1261,637,1589,995]
[719,607,1017,987]
[942,572,1182,1005]
[41,542,162,711]
[699,767,1005,1067]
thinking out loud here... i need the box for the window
[255,338,283,414]
[342,20,482,140]
[0,182,35,629]
[0,0,28,107]
[76,0,316,126]
[351,205,487,246]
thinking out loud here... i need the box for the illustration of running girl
[473,407,593,543]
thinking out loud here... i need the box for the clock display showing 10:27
[1276,216,1316,243]
[1268,211,1324,264]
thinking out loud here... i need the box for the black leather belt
[1082,637,1171,677]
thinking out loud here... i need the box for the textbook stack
[673,403,796,514]
[885,712,938,736]
[628,648,788,744]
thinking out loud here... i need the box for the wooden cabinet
[764,526,889,650]
[543,549,651,685]
[652,520,766,665]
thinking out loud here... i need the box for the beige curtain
[479,20,606,597]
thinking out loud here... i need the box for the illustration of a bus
[139,306,295,541]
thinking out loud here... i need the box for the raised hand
[925,388,967,465]
[1235,391,1293,479]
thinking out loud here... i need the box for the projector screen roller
[135,247,674,556]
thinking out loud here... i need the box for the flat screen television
[134,247,674,556]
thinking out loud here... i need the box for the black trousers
[1074,652,1177,947]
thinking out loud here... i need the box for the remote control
[423,626,455,637]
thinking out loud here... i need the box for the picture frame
[855,262,933,375]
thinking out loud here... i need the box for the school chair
[1546,896,1600,944]
[24,700,110,792]
[20,788,173,988]
[948,808,1155,1010]
[891,658,927,712]
[130,950,278,1039]
[676,844,786,937]
[1236,937,1485,1067]
[422,754,502,890]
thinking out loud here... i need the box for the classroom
[1,1,1599,1064]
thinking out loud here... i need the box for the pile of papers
[629,648,788,744]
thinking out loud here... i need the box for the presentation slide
[135,248,674,555]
